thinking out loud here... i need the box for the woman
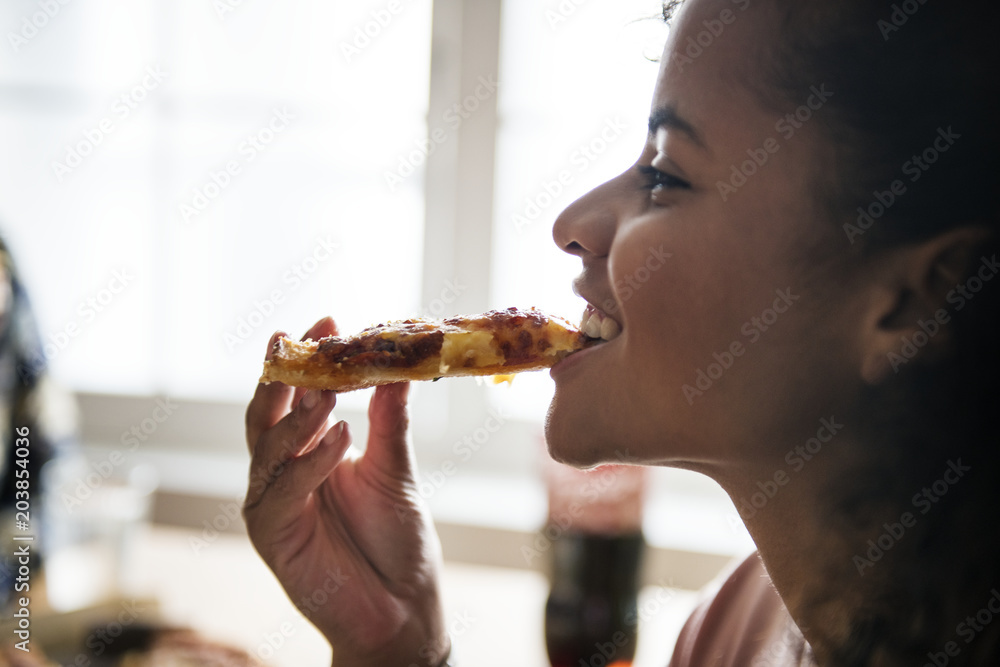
[243,0,1000,664]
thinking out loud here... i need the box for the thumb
[362,382,418,482]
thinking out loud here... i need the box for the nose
[552,169,631,259]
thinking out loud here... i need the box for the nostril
[564,241,584,253]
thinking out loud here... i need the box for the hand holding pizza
[244,317,449,667]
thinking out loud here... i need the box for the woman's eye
[637,165,690,196]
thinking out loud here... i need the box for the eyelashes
[637,165,691,196]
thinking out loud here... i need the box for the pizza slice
[259,307,595,392]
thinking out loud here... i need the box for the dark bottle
[543,462,646,667]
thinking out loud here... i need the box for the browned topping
[316,330,445,368]
[317,338,350,357]
[500,328,538,365]
[444,307,547,330]
[402,332,445,366]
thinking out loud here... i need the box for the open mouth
[580,304,622,343]
[551,305,621,377]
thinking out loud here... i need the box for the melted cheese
[439,330,503,372]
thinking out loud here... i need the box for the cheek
[608,219,727,350]
[608,223,675,328]
[607,216,779,389]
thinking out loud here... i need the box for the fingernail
[322,421,346,445]
[265,332,285,360]
[301,390,318,410]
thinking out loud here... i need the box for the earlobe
[856,226,993,385]
[859,286,908,385]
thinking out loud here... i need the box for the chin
[543,396,621,469]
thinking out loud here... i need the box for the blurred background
[0,0,753,664]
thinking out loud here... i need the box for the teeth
[600,317,621,341]
[580,306,622,341]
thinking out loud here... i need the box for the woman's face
[546,0,864,472]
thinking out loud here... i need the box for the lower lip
[550,339,606,379]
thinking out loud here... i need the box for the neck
[714,430,1000,666]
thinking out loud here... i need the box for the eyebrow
[648,106,707,150]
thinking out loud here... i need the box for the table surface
[91,525,700,667]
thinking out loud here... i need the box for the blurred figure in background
[0,233,260,667]
[0,233,76,611]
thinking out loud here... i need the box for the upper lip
[573,279,622,329]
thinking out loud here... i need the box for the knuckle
[244,404,258,438]
[268,463,294,496]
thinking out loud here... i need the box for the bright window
[0,0,432,410]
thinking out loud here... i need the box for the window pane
[0,0,432,405]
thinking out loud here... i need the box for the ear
[859,226,994,384]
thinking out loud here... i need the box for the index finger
[289,316,339,408]
[246,330,293,452]
[246,317,341,451]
